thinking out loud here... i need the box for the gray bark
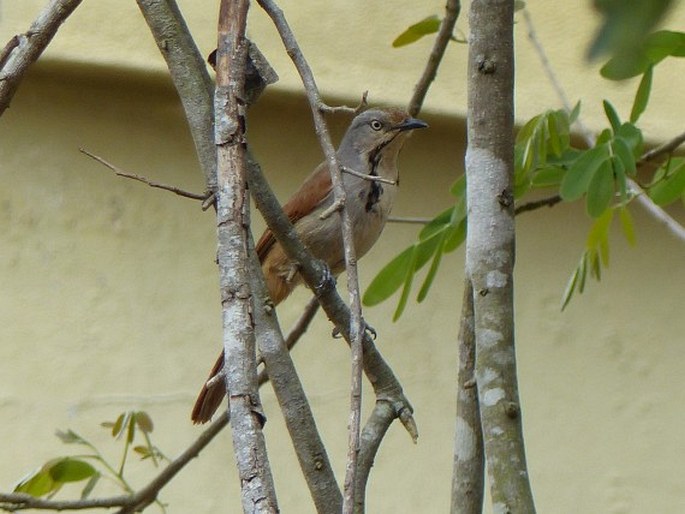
[451,279,484,514]
[214,1,278,511]
[465,1,536,512]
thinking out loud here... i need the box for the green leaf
[134,445,151,457]
[417,235,446,303]
[363,247,415,306]
[600,53,651,80]
[55,429,87,445]
[547,113,562,156]
[419,207,452,240]
[612,137,637,176]
[392,15,441,48]
[531,166,565,188]
[577,252,588,293]
[449,174,466,198]
[514,1,526,12]
[561,258,581,310]
[587,208,614,266]
[630,66,653,123]
[619,206,637,245]
[560,144,609,201]
[135,411,154,434]
[603,100,621,132]
[14,468,59,497]
[615,123,644,157]
[586,160,615,217]
[443,218,467,252]
[393,249,418,320]
[612,155,628,203]
[111,413,126,438]
[126,412,136,444]
[649,158,685,205]
[80,472,100,499]
[569,101,581,123]
[49,458,96,483]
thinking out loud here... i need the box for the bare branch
[79,148,209,201]
[246,149,416,512]
[639,129,685,163]
[254,2,366,509]
[514,194,562,215]
[0,0,83,116]
[247,233,343,511]
[214,0,279,511]
[451,279,484,514]
[319,91,369,115]
[407,0,462,117]
[135,0,216,192]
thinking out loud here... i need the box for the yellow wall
[1,2,685,513]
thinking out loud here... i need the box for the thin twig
[79,148,209,201]
[523,8,685,242]
[640,129,685,162]
[387,215,433,224]
[0,0,84,117]
[407,0,462,117]
[0,415,228,512]
[135,0,217,192]
[342,166,397,185]
[255,3,366,508]
[319,91,369,115]
[514,194,562,215]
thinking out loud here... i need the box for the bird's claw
[331,320,377,340]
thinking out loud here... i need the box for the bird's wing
[256,162,333,262]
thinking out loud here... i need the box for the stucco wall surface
[1,1,685,513]
[3,0,685,140]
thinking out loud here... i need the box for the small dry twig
[319,91,369,115]
[79,148,209,202]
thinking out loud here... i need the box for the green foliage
[589,0,675,74]
[363,177,466,320]
[373,11,684,317]
[648,157,685,206]
[601,30,685,80]
[392,15,443,48]
[13,411,167,505]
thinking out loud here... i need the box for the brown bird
[192,108,427,423]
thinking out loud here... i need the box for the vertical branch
[465,0,536,511]
[0,0,83,116]
[255,1,365,511]
[135,0,216,192]
[215,1,278,511]
[451,279,484,514]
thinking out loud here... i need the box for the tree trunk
[465,1,536,512]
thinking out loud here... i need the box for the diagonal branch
[135,0,216,192]
[255,1,367,510]
[247,231,343,512]
[0,0,83,117]
[408,0,462,117]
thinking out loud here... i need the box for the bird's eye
[370,120,383,131]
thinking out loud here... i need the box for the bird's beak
[393,117,429,132]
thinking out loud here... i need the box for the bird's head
[340,108,428,159]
